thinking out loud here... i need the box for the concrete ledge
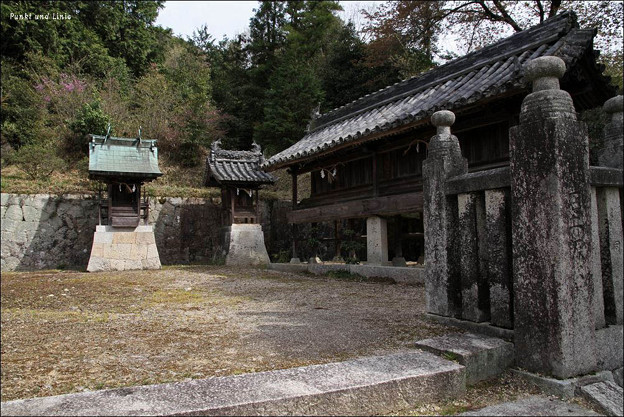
[425,314,514,341]
[268,263,424,285]
[415,333,514,385]
[511,369,615,399]
[1,351,465,416]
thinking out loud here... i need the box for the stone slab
[511,369,615,400]
[268,263,424,285]
[595,325,623,371]
[580,381,623,416]
[426,314,514,341]
[613,368,623,388]
[415,332,514,385]
[459,395,601,416]
[0,350,465,416]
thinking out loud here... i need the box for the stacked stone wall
[1,193,291,271]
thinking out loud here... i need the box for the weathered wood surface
[288,192,423,224]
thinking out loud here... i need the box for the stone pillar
[590,187,607,329]
[366,216,388,265]
[597,95,623,169]
[484,189,513,329]
[458,192,489,322]
[423,110,468,318]
[87,225,161,272]
[510,56,597,378]
[597,187,624,325]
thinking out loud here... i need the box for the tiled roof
[205,141,276,187]
[88,135,163,181]
[264,11,614,170]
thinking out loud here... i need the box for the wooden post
[255,189,259,224]
[290,168,299,262]
[334,220,342,260]
[230,188,236,224]
[394,215,403,258]
[98,184,102,226]
[372,152,378,197]
[107,183,113,225]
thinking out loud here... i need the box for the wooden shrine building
[205,140,276,224]
[86,132,163,272]
[205,140,276,265]
[262,11,617,265]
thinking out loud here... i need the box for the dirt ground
[1,265,451,401]
[1,266,599,415]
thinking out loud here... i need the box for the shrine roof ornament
[205,140,276,188]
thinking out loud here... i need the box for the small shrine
[86,129,163,272]
[205,140,275,265]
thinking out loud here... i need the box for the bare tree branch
[536,0,545,22]
[492,0,524,31]
[549,0,562,18]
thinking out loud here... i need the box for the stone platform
[224,224,271,266]
[86,225,161,272]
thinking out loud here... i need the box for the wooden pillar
[392,215,406,266]
[107,183,113,225]
[334,220,342,260]
[290,168,300,262]
[255,189,259,224]
[372,152,378,197]
[230,188,236,224]
[98,185,102,226]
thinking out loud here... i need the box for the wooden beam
[288,192,423,224]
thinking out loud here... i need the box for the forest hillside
[1,1,622,198]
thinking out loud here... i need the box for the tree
[362,1,447,78]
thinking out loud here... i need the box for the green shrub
[8,140,65,180]
[67,100,111,154]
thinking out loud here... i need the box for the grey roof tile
[205,141,275,187]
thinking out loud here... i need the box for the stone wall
[1,193,292,271]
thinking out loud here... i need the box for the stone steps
[0,350,465,416]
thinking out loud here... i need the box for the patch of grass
[442,351,461,362]
[2,308,114,323]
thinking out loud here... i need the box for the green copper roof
[88,135,163,181]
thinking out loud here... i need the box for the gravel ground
[1,265,450,402]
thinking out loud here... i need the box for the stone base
[392,257,407,267]
[225,224,270,266]
[87,225,161,272]
[511,369,615,399]
[415,332,514,385]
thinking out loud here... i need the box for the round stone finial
[431,110,455,135]
[431,110,455,127]
[603,95,623,114]
[524,56,566,92]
